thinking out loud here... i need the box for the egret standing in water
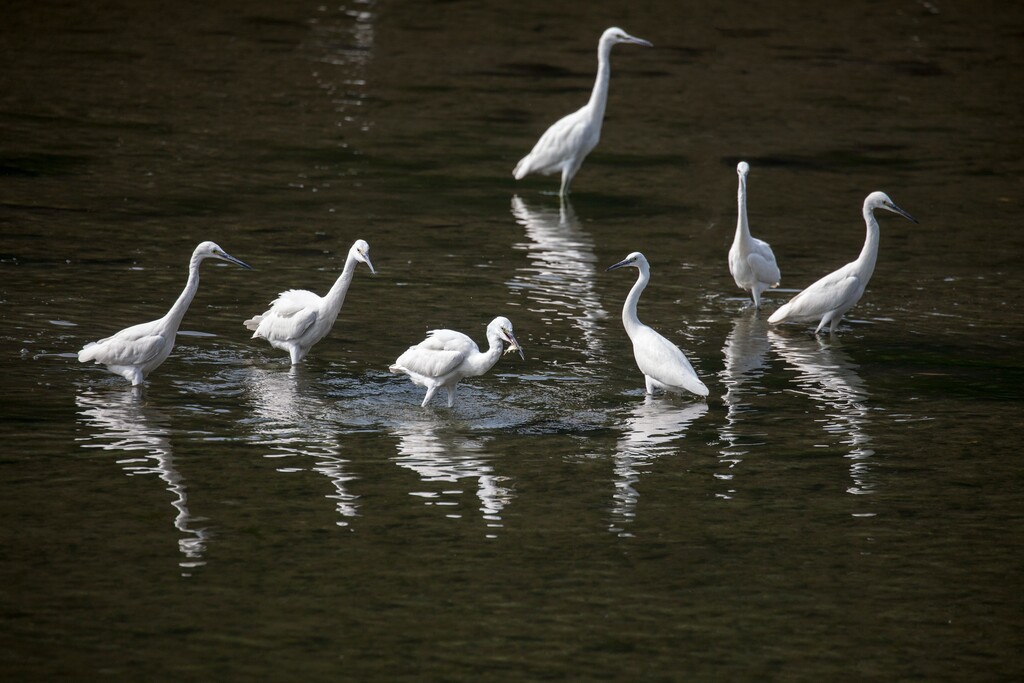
[729,161,781,307]
[607,252,709,398]
[513,27,652,197]
[78,241,252,386]
[244,239,374,364]
[768,192,917,334]
[389,317,524,408]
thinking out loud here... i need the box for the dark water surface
[2,0,1022,680]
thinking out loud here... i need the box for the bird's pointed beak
[627,36,653,47]
[220,252,253,270]
[364,254,376,274]
[503,331,525,360]
[606,259,630,272]
[886,201,918,224]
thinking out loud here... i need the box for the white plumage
[607,252,709,398]
[729,161,781,307]
[513,27,652,197]
[768,191,917,334]
[389,316,525,408]
[245,239,374,364]
[78,241,252,386]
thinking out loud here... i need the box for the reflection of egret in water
[610,398,708,537]
[391,419,512,538]
[243,367,358,526]
[75,390,208,572]
[507,196,607,366]
[717,311,773,499]
[768,331,876,503]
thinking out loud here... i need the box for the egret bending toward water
[513,27,652,197]
[244,239,374,364]
[607,252,709,398]
[768,192,917,334]
[389,317,524,408]
[78,241,252,386]
[729,161,780,307]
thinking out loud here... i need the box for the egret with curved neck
[513,27,652,197]
[78,241,252,386]
[389,316,525,408]
[729,161,781,307]
[768,191,917,334]
[607,252,709,398]
[245,239,374,364]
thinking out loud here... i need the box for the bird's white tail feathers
[513,155,532,180]
[77,342,99,363]
[388,363,404,374]
[243,315,263,332]
[767,303,790,324]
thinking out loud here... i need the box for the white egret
[78,241,252,386]
[768,191,917,334]
[513,27,652,197]
[389,317,525,408]
[729,161,781,307]
[607,252,709,398]
[244,239,374,364]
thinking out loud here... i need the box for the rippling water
[2,0,1022,680]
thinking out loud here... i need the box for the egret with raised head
[78,241,252,386]
[389,316,524,408]
[513,27,652,197]
[607,252,709,398]
[245,239,374,364]
[729,161,780,307]
[768,192,917,334]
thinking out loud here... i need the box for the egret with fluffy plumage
[389,317,524,408]
[244,239,374,364]
[729,161,781,307]
[78,241,252,386]
[607,252,709,398]
[768,192,917,334]
[513,27,652,197]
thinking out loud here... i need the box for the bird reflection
[768,331,876,501]
[507,195,607,367]
[717,311,773,498]
[610,398,708,536]
[390,418,512,537]
[244,367,359,525]
[75,389,208,572]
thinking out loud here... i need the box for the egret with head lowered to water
[768,191,917,334]
[513,27,652,197]
[244,239,374,364]
[729,161,781,307]
[607,252,709,398]
[389,317,524,408]
[78,241,252,386]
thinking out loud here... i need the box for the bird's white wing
[252,289,321,340]
[776,267,861,322]
[632,326,707,395]
[79,323,168,367]
[746,240,781,286]
[515,108,589,177]
[394,329,474,377]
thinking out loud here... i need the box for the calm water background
[2,0,1022,680]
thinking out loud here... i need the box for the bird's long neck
[856,205,882,278]
[586,38,613,120]
[621,265,650,336]
[735,177,751,246]
[161,253,203,334]
[468,328,505,378]
[322,253,359,318]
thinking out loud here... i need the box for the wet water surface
[2,0,1023,680]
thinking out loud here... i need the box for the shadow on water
[608,396,708,537]
[75,388,209,574]
[767,330,877,507]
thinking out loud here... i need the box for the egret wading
[729,161,780,307]
[78,241,252,386]
[768,191,917,334]
[389,317,524,408]
[513,27,652,197]
[244,239,374,364]
[607,252,709,398]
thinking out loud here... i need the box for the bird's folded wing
[747,250,781,286]
[395,347,465,378]
[262,290,321,338]
[634,328,700,389]
[82,333,167,366]
[786,271,860,318]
